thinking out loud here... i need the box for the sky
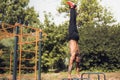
[29,0,120,25]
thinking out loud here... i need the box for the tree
[0,0,40,26]
[41,12,69,71]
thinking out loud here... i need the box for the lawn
[0,71,120,80]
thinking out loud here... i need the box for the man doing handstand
[67,1,80,80]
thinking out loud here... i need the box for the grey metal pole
[38,32,42,80]
[13,26,19,80]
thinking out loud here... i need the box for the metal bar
[18,40,40,44]
[98,74,100,80]
[19,26,22,80]
[13,26,19,80]
[21,58,35,61]
[10,50,12,74]
[81,72,106,80]
[81,73,84,80]
[38,32,42,80]
[0,23,15,31]
[18,50,36,53]
[88,74,90,80]
[35,31,38,80]
[0,67,10,69]
[103,73,106,80]
[20,67,35,69]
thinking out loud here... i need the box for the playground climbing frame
[0,22,44,80]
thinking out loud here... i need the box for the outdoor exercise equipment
[0,22,46,80]
[62,72,106,80]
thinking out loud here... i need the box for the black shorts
[68,31,79,41]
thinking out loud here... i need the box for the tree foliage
[41,13,69,71]
[0,0,40,26]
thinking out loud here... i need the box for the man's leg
[68,40,77,79]
[75,56,80,78]
[75,43,80,78]
[69,8,78,36]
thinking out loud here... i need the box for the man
[67,1,80,80]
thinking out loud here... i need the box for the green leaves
[42,20,68,70]
[0,0,40,25]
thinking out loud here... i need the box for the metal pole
[38,32,42,80]
[98,74,100,80]
[13,26,19,80]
